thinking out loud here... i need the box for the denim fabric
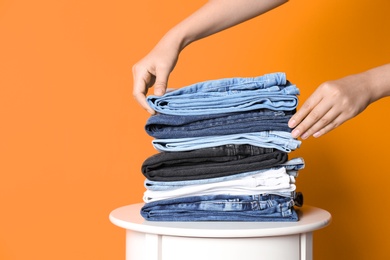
[144,157,305,191]
[143,167,296,203]
[146,72,299,115]
[152,131,301,153]
[140,194,298,221]
[145,109,294,139]
[142,144,288,181]
[145,157,304,191]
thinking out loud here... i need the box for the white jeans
[143,167,296,203]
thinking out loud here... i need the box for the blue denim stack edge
[140,72,304,222]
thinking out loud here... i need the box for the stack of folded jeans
[140,72,304,222]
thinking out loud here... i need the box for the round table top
[109,203,331,238]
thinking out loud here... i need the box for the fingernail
[301,132,309,139]
[288,119,296,128]
[291,129,300,138]
[313,132,321,138]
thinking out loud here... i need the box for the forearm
[159,0,289,52]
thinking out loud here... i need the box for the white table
[110,203,331,260]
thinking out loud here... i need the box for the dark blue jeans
[142,144,288,181]
[140,194,298,222]
[145,109,294,139]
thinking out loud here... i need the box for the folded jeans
[143,167,296,203]
[152,131,301,153]
[144,157,305,191]
[145,109,294,139]
[146,72,299,116]
[141,193,299,222]
[142,144,288,181]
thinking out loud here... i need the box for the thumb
[154,69,170,96]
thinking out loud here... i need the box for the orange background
[1,0,390,259]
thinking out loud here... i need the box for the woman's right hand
[132,40,180,114]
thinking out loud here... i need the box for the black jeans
[142,144,288,181]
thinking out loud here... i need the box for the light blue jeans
[140,193,298,222]
[145,157,305,191]
[152,131,301,153]
[146,72,299,115]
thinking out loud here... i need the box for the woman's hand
[132,38,180,114]
[289,64,390,139]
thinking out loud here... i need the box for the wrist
[361,64,390,103]
[160,26,193,53]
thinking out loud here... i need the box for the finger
[133,91,155,115]
[312,107,358,138]
[132,71,156,114]
[312,112,344,138]
[288,93,322,129]
[153,68,170,96]
[291,100,333,139]
[300,108,341,139]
